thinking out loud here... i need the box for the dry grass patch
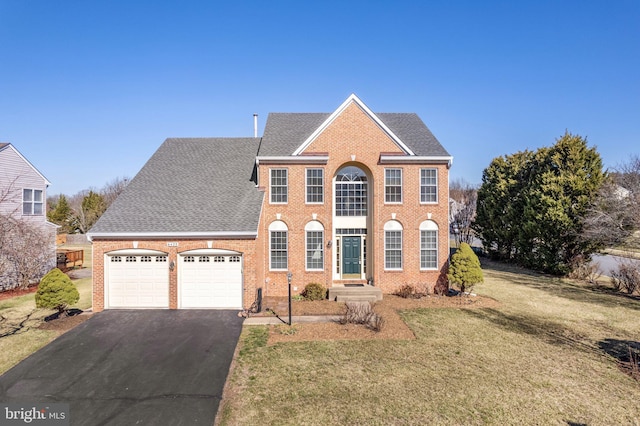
[0,276,92,374]
[220,261,640,425]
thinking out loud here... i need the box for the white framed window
[306,168,324,204]
[305,221,324,270]
[385,168,402,203]
[420,220,439,269]
[420,168,438,203]
[22,189,43,215]
[384,220,403,270]
[270,168,288,204]
[269,220,288,270]
[335,166,367,216]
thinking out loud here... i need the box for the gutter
[86,231,258,242]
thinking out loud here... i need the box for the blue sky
[1,0,638,196]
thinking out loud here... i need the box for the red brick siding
[257,102,450,296]
[91,239,258,312]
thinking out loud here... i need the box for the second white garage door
[179,252,243,309]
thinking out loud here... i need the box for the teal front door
[342,236,361,276]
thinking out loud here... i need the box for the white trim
[256,156,329,165]
[87,231,257,241]
[106,248,168,256]
[384,168,403,204]
[179,248,242,256]
[305,167,324,205]
[292,94,415,156]
[419,222,439,270]
[269,168,288,205]
[380,155,453,167]
[305,228,324,271]
[419,168,439,205]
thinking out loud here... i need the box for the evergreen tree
[47,195,72,233]
[473,132,604,274]
[35,268,79,313]
[448,243,484,294]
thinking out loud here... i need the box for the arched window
[384,220,403,270]
[335,166,368,216]
[420,220,438,269]
[305,221,324,270]
[269,221,288,270]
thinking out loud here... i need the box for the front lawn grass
[220,261,640,425]
[0,277,91,374]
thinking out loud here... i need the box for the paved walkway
[244,315,342,325]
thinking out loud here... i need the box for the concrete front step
[328,286,383,302]
[335,294,379,303]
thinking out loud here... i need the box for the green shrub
[448,243,484,294]
[301,283,327,301]
[35,268,79,313]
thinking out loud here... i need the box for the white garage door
[180,254,243,308]
[107,253,169,308]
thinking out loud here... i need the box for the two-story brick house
[88,95,452,310]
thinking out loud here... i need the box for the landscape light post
[287,271,293,326]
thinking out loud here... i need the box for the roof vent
[253,113,258,138]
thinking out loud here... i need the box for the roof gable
[258,95,451,158]
[292,94,414,156]
[0,143,51,186]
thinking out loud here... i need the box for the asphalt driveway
[0,310,244,425]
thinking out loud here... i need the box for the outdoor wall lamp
[169,260,175,271]
[327,240,332,249]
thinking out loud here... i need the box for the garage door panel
[180,255,243,309]
[107,254,169,308]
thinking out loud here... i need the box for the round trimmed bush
[448,243,484,294]
[301,283,327,301]
[35,268,80,313]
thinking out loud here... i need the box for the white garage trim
[178,250,243,309]
[105,249,169,309]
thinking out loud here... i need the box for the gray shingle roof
[258,112,450,157]
[89,138,263,235]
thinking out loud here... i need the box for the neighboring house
[88,94,453,310]
[0,143,57,289]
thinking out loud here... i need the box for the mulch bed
[38,313,93,332]
[263,294,500,344]
[0,285,39,301]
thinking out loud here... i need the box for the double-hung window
[270,169,288,204]
[270,231,288,270]
[384,220,403,270]
[306,168,324,204]
[23,189,43,215]
[421,231,438,269]
[420,168,437,203]
[306,230,324,270]
[385,168,402,203]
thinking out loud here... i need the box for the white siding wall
[0,145,49,227]
[0,145,56,289]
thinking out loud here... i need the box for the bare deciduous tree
[449,179,478,247]
[582,155,640,249]
[101,176,129,206]
[0,180,55,291]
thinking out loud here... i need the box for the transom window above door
[335,166,368,217]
